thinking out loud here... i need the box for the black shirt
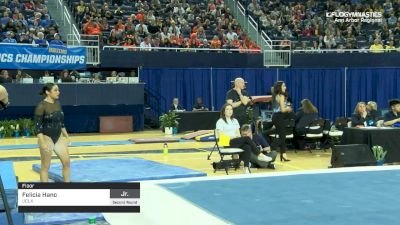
[351,113,373,127]
[384,111,400,122]
[226,89,249,118]
[193,103,207,110]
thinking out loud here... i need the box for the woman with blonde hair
[351,102,373,127]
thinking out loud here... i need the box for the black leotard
[34,101,65,143]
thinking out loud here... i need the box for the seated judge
[0,85,9,110]
[192,97,209,111]
[383,99,400,127]
[351,102,373,127]
[293,99,319,149]
[170,98,185,112]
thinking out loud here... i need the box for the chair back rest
[284,118,295,135]
[306,118,325,134]
[335,117,349,131]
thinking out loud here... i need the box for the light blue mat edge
[31,158,207,182]
[0,139,196,150]
[0,140,133,150]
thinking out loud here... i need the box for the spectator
[2,31,17,43]
[83,18,102,36]
[60,70,74,83]
[15,69,32,82]
[302,24,314,37]
[369,39,384,53]
[140,36,152,50]
[0,70,12,83]
[385,40,396,52]
[32,31,48,47]
[49,33,63,46]
[18,32,30,43]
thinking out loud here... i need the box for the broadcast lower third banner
[0,45,86,70]
[18,183,140,213]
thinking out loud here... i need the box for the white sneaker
[243,167,250,174]
[258,154,272,162]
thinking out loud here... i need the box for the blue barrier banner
[0,45,86,70]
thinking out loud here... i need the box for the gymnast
[34,83,71,182]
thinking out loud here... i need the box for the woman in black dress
[35,83,71,182]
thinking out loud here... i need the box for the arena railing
[67,34,100,65]
[292,49,398,53]
[263,40,291,67]
[56,0,80,43]
[102,46,262,53]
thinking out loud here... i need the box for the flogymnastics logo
[326,11,383,23]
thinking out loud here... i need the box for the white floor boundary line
[141,165,400,185]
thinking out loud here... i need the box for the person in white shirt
[216,103,271,173]
[140,36,152,51]
[226,27,238,41]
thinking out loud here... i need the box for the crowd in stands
[242,0,400,52]
[0,0,61,45]
[69,0,261,52]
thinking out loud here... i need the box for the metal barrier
[292,48,396,53]
[263,40,291,67]
[225,0,273,51]
[102,46,261,53]
[56,0,80,43]
[67,34,100,65]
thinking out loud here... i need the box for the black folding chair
[303,118,326,152]
[209,130,245,175]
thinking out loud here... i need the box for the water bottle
[88,217,96,225]
[163,143,169,155]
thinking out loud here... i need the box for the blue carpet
[24,213,104,225]
[0,140,133,150]
[32,158,206,182]
[0,161,17,209]
[161,170,400,225]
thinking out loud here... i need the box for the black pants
[272,112,291,155]
[229,136,260,167]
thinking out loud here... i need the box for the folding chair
[303,118,326,152]
[209,130,245,175]
[324,117,348,147]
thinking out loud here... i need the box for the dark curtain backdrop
[211,68,277,111]
[278,68,345,121]
[140,68,211,111]
[140,67,400,121]
[346,68,400,116]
